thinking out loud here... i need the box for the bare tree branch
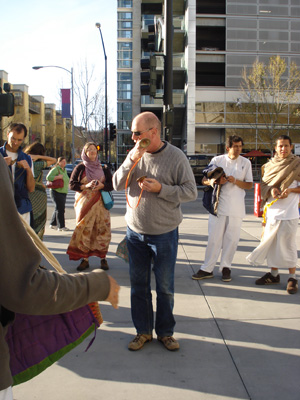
[240,56,300,151]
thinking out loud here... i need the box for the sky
[1,0,117,125]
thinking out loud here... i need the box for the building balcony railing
[29,95,41,114]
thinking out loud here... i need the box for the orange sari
[67,176,111,260]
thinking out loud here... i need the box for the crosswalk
[46,189,127,210]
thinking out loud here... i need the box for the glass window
[260,0,288,4]
[118,0,132,7]
[259,19,289,30]
[227,4,257,15]
[118,21,132,29]
[227,30,257,40]
[291,7,300,16]
[118,42,132,51]
[117,102,132,130]
[291,42,300,52]
[227,18,257,29]
[118,30,132,38]
[258,6,289,16]
[259,31,288,41]
[259,41,289,51]
[117,59,132,68]
[227,40,257,51]
[117,72,132,100]
[118,12,132,19]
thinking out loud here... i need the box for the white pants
[201,214,243,273]
[0,387,13,400]
[247,219,298,269]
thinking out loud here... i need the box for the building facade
[0,70,74,160]
[117,0,300,166]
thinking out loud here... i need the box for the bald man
[113,112,197,351]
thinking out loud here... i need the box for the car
[65,164,74,177]
[65,159,82,177]
[187,155,212,185]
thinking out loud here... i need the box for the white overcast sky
[1,0,117,124]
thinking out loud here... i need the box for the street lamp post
[32,65,75,164]
[95,22,108,162]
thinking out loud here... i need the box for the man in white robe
[247,135,300,294]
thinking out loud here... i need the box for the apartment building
[0,70,74,159]
[117,0,300,166]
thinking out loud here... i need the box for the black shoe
[192,269,213,280]
[77,259,89,271]
[255,272,280,285]
[100,259,109,270]
[222,267,231,282]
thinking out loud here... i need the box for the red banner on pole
[61,89,71,118]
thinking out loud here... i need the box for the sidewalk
[13,206,300,400]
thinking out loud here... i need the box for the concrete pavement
[13,198,300,400]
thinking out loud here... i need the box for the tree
[74,59,113,144]
[240,55,300,151]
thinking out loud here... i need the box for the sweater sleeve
[69,163,84,192]
[46,166,59,182]
[157,148,198,204]
[0,156,110,316]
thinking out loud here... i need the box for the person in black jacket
[67,142,113,271]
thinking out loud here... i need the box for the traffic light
[109,123,117,141]
[0,93,14,117]
[140,55,157,97]
[96,144,102,151]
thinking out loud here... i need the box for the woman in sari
[67,142,113,271]
[24,142,56,239]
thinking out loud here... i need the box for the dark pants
[50,190,67,229]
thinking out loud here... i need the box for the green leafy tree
[240,55,300,151]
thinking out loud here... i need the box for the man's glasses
[131,127,153,137]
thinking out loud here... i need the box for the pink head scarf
[81,145,105,183]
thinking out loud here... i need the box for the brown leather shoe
[157,336,180,351]
[287,278,298,294]
[77,259,89,271]
[128,334,152,351]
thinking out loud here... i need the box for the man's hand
[105,276,120,309]
[271,187,281,199]
[278,188,292,199]
[140,178,162,193]
[218,175,228,185]
[129,141,148,162]
[4,156,12,166]
[17,160,31,170]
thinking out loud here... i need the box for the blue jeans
[126,226,178,337]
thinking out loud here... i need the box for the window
[118,0,132,7]
[117,72,132,100]
[117,42,132,68]
[117,102,132,130]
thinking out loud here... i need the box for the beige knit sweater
[113,142,198,235]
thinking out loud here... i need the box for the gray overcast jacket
[0,155,110,391]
